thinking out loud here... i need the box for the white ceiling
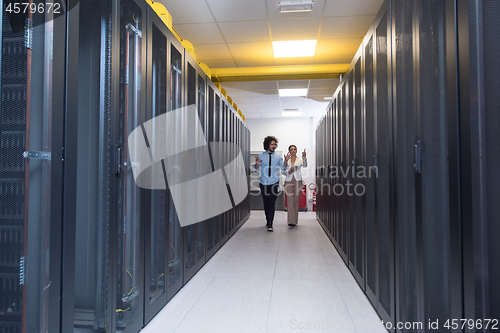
[158,0,384,119]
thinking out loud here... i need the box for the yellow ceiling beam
[210,64,350,82]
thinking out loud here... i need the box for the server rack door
[333,98,340,247]
[322,112,327,229]
[416,0,459,326]
[238,120,243,227]
[318,125,323,226]
[459,0,500,324]
[212,93,221,247]
[374,5,395,326]
[144,13,169,323]
[340,82,348,260]
[353,55,365,287]
[327,107,332,231]
[228,107,233,234]
[205,85,219,259]
[364,32,377,306]
[182,56,199,284]
[348,70,356,272]
[167,38,184,300]
[228,110,234,236]
[115,0,147,331]
[219,102,228,245]
[65,0,115,331]
[329,106,334,231]
[196,72,207,270]
[0,3,66,332]
[319,120,325,226]
[392,0,418,330]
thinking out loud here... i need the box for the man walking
[254,136,288,231]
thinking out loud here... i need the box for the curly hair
[263,135,278,151]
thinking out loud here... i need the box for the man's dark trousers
[260,182,280,227]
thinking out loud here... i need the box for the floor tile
[140,211,382,333]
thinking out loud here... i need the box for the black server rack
[0,1,250,332]
[315,0,499,331]
[1,2,66,332]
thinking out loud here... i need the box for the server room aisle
[140,211,382,333]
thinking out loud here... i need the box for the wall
[246,117,321,211]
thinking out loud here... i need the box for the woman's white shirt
[283,157,307,182]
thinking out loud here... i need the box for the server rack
[0,1,250,332]
[457,0,500,326]
[315,0,479,331]
[0,2,66,332]
[144,9,168,323]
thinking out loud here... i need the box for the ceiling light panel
[279,1,314,13]
[279,88,308,97]
[282,110,304,117]
[273,40,317,57]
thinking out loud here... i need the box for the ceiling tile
[256,102,281,109]
[307,95,332,102]
[201,59,237,68]
[235,103,258,110]
[225,96,256,105]
[314,54,354,64]
[245,81,278,90]
[227,42,274,59]
[159,0,214,24]
[265,0,325,20]
[219,81,248,89]
[243,111,262,118]
[261,113,282,118]
[219,20,270,43]
[252,95,281,103]
[194,43,233,60]
[269,18,321,41]
[280,98,307,109]
[174,23,224,44]
[308,79,340,89]
[324,0,384,17]
[251,88,280,96]
[277,80,310,89]
[314,38,362,62]
[320,16,375,39]
[259,108,282,115]
[234,58,275,67]
[207,0,267,22]
[223,90,252,98]
[308,88,337,96]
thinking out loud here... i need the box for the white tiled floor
[140,211,385,333]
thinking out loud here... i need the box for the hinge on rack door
[372,153,378,177]
[23,151,51,160]
[115,145,123,175]
[19,256,26,285]
[414,141,422,174]
[25,18,33,49]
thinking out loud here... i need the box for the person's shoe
[267,226,274,232]
[288,224,293,227]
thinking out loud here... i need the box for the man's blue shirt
[253,151,286,185]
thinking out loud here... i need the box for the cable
[116,307,131,313]
[150,273,165,298]
[132,13,141,24]
[126,270,134,296]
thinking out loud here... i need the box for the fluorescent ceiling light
[279,88,308,97]
[324,97,332,100]
[282,110,303,117]
[273,40,317,58]
[279,1,314,13]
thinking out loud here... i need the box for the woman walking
[283,145,307,227]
